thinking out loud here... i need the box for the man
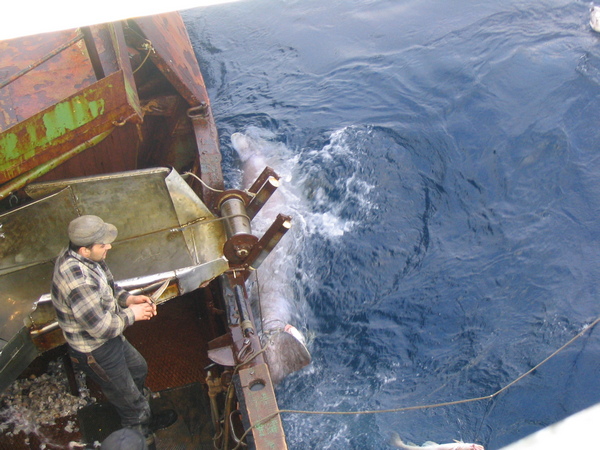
[51,215,176,445]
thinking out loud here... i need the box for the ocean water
[183,1,600,448]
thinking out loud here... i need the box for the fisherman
[51,215,177,446]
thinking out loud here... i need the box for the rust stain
[134,13,209,107]
[0,72,135,184]
[0,30,96,132]
[238,364,288,449]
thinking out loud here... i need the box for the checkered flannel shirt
[51,247,135,353]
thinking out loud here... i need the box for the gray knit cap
[68,215,118,247]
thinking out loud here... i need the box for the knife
[149,278,172,305]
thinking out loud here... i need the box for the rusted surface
[0,293,220,450]
[141,94,181,116]
[81,27,105,80]
[26,301,66,352]
[0,21,149,195]
[221,273,265,369]
[0,71,137,185]
[31,121,138,184]
[208,342,236,367]
[137,97,197,171]
[0,30,96,132]
[0,12,291,449]
[0,21,146,192]
[247,176,280,219]
[191,112,224,209]
[0,130,112,200]
[238,363,288,450]
[109,21,143,120]
[246,214,293,271]
[0,13,218,204]
[125,293,212,391]
[248,166,280,194]
[88,23,120,75]
[132,13,224,206]
[133,13,210,107]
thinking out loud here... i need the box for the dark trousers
[70,336,151,428]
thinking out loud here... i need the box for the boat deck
[0,290,223,449]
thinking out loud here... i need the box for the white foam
[232,126,375,240]
[229,126,378,381]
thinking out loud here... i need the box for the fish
[390,432,485,450]
[591,5,600,32]
[231,131,311,384]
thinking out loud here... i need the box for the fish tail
[390,432,407,448]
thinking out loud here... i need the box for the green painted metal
[0,129,112,199]
[43,99,106,141]
[0,96,105,167]
[0,71,135,185]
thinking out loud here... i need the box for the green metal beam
[0,129,113,199]
[0,70,140,186]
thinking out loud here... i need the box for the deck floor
[0,292,220,449]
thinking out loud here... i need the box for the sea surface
[183,1,600,448]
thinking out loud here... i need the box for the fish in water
[390,432,484,450]
[591,5,600,32]
[231,131,311,384]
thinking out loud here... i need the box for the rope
[231,315,600,447]
[133,40,154,74]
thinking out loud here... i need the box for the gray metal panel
[164,170,226,266]
[0,189,77,342]
[70,171,179,242]
[0,327,39,393]
[0,262,55,341]
[0,188,77,276]
[107,230,194,280]
[28,168,181,242]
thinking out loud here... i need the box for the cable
[133,40,153,74]
[231,315,600,447]
[184,171,226,193]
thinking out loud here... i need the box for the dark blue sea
[183,1,600,448]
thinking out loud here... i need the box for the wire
[2,210,251,273]
[184,171,226,193]
[133,40,153,74]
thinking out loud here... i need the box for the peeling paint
[255,418,280,437]
[0,133,18,161]
[42,98,105,141]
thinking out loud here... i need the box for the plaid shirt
[51,247,135,353]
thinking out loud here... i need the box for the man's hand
[126,294,152,306]
[126,295,157,321]
[129,302,157,321]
